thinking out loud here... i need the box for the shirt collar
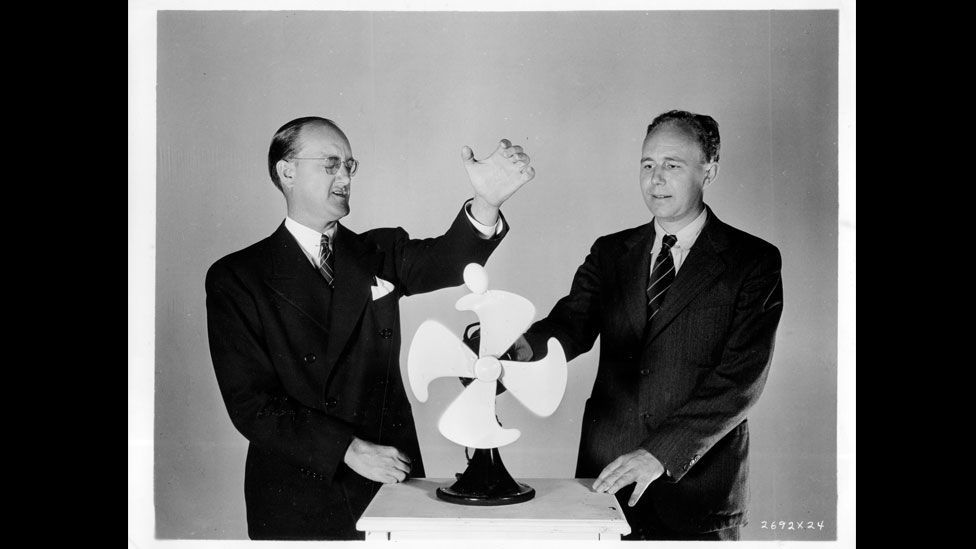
[652,207,708,252]
[284,217,337,255]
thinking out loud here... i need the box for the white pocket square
[371,277,395,300]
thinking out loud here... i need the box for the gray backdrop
[154,10,838,541]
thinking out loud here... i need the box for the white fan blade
[438,379,521,449]
[407,320,477,402]
[455,290,536,357]
[499,338,568,417]
[463,263,489,294]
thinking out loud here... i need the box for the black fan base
[436,483,535,506]
[436,448,535,506]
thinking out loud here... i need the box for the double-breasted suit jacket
[525,206,783,535]
[205,205,507,539]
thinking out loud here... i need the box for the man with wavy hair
[512,110,783,540]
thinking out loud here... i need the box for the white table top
[357,478,631,537]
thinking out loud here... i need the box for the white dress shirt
[649,208,708,276]
[284,217,338,269]
[284,200,504,269]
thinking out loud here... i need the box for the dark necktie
[319,234,334,287]
[647,234,677,322]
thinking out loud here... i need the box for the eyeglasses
[289,156,359,176]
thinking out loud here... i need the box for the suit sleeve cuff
[522,331,550,360]
[641,434,700,483]
[464,199,505,238]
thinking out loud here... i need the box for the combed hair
[646,110,721,163]
[267,116,338,190]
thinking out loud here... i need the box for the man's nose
[652,166,666,185]
[334,164,351,183]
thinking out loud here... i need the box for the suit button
[642,412,651,420]
[325,398,337,408]
[640,368,650,375]
[303,353,317,364]
[379,328,393,339]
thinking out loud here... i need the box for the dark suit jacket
[205,205,507,540]
[525,206,783,534]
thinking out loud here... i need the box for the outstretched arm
[522,240,605,362]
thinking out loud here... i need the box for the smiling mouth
[651,194,671,199]
[331,189,349,198]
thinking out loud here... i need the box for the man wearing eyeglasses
[205,116,534,540]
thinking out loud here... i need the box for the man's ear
[702,162,719,187]
[276,159,295,190]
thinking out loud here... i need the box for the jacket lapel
[644,207,729,344]
[266,223,333,333]
[322,223,381,368]
[616,222,656,341]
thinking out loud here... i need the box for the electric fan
[407,263,568,505]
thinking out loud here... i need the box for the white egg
[463,263,489,294]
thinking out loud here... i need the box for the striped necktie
[319,234,334,287]
[647,234,677,322]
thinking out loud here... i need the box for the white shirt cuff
[464,201,504,237]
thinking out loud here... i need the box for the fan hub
[474,356,502,382]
